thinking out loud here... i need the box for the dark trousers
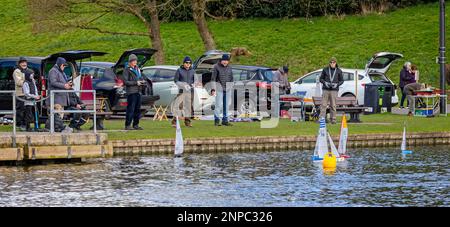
[66,106,88,129]
[125,93,142,127]
[400,87,409,107]
[24,105,35,129]
[16,98,25,127]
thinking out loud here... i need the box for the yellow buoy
[323,151,337,169]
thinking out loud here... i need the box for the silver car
[142,65,215,115]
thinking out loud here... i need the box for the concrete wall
[112,132,450,155]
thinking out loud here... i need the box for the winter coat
[211,62,233,91]
[320,66,344,91]
[47,64,69,107]
[399,67,416,88]
[12,67,27,97]
[122,66,144,95]
[174,65,195,93]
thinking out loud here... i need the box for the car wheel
[343,93,356,98]
[237,98,257,117]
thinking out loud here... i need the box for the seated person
[67,86,89,131]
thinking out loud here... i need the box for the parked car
[142,65,214,115]
[79,48,160,115]
[290,52,402,106]
[144,50,275,116]
[0,50,107,120]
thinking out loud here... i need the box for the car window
[142,69,157,79]
[359,74,364,80]
[158,69,176,82]
[249,71,260,81]
[343,72,354,81]
[96,68,106,79]
[300,72,320,83]
[0,61,41,80]
[232,69,244,81]
[262,70,274,82]
[369,74,389,82]
[80,66,97,77]
[143,68,175,82]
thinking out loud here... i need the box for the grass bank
[0,1,448,86]
[1,113,448,140]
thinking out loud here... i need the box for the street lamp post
[439,0,446,114]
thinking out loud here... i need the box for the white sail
[401,126,406,151]
[337,115,348,155]
[174,116,184,157]
[328,133,340,157]
[314,118,328,159]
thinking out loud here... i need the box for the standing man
[12,57,28,131]
[122,54,146,130]
[272,66,291,95]
[47,57,71,118]
[172,56,195,127]
[399,62,416,108]
[319,57,344,124]
[211,54,233,126]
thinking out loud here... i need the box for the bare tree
[191,0,216,50]
[28,0,168,64]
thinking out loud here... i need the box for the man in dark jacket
[47,57,71,112]
[399,62,416,108]
[121,54,146,130]
[211,54,233,126]
[172,56,195,127]
[319,57,344,124]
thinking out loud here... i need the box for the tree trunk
[147,0,165,64]
[192,0,216,51]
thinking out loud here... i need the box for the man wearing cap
[47,57,72,117]
[172,56,196,127]
[211,54,234,126]
[12,57,29,130]
[319,57,344,124]
[122,54,146,130]
[273,65,291,95]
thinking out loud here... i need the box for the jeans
[214,90,232,123]
[125,93,142,127]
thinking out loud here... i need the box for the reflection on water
[0,146,449,207]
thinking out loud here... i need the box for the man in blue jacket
[172,56,195,127]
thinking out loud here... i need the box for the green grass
[1,113,448,140]
[0,1,449,86]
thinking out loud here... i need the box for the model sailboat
[313,118,341,161]
[337,115,350,160]
[174,116,184,157]
[401,123,412,155]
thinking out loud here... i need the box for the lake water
[0,146,448,207]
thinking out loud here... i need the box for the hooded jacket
[47,58,69,107]
[320,66,344,91]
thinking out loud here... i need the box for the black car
[193,50,275,116]
[79,48,160,115]
[0,50,106,120]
